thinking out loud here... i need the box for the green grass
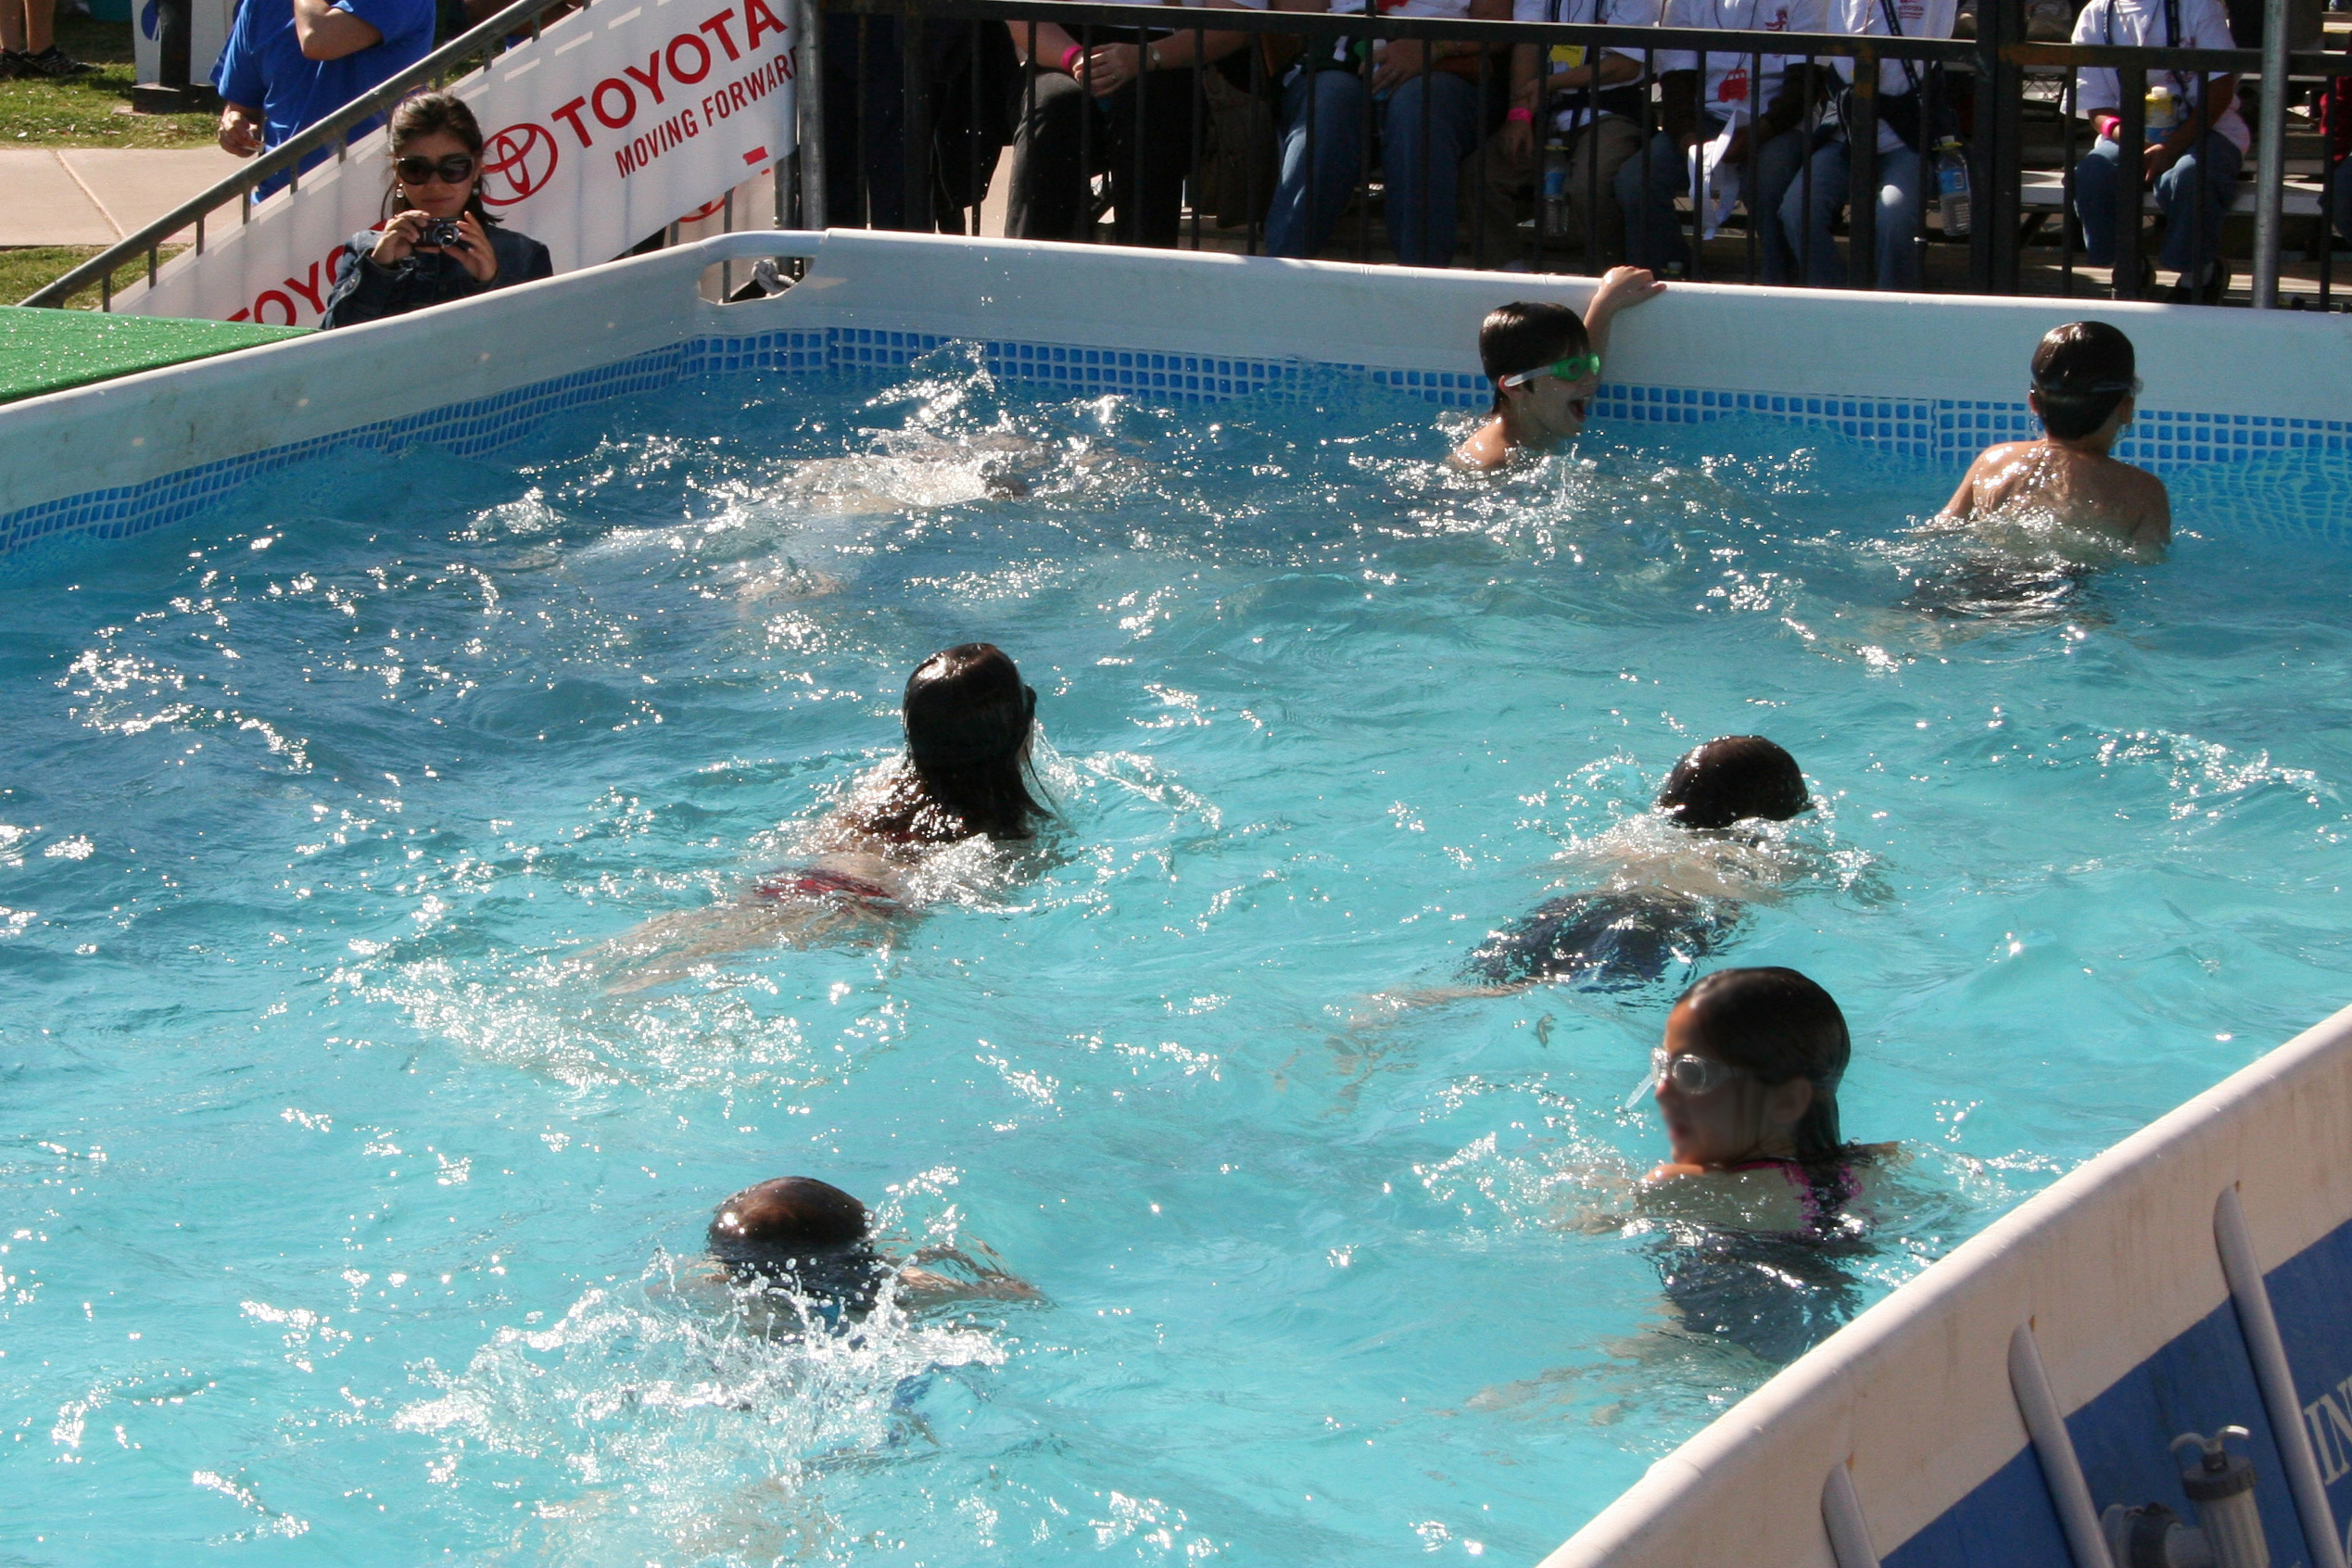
[0,15,219,147]
[0,242,187,308]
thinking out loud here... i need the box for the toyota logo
[478,122,558,207]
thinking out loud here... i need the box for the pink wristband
[1060,43,1085,74]
[1507,106,1535,124]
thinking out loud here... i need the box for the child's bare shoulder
[1448,418,1513,473]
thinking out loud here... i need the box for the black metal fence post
[1851,44,1879,287]
[904,5,934,231]
[2115,62,2147,297]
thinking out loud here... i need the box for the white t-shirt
[2070,0,2249,152]
[1829,0,1957,152]
[1305,0,1473,66]
[1658,0,1831,128]
[1511,0,1665,130]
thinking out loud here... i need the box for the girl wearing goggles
[1450,264,1663,471]
[1637,967,1885,1240]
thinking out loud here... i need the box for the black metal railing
[816,0,2352,306]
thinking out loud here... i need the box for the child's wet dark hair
[1676,967,1851,1166]
[2030,321,2139,441]
[1655,736,1810,830]
[1479,301,1590,414]
[858,642,1051,843]
[709,1176,886,1308]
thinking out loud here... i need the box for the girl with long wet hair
[604,644,1052,987]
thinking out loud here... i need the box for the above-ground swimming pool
[6,234,2352,1566]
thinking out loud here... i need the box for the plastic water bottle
[2144,82,2180,138]
[1541,136,1571,237]
[1935,137,1972,238]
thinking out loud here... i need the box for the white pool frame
[9,230,2352,1568]
[4,229,2349,555]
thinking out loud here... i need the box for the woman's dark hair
[1480,301,1591,414]
[858,643,1050,844]
[383,91,501,227]
[709,1176,884,1306]
[1677,967,1852,1166]
[2030,321,2138,441]
[1656,736,1810,830]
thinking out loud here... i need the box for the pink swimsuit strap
[1724,1156,1861,1235]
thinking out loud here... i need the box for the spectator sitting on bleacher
[1253,0,1513,268]
[1613,0,1829,284]
[1783,0,1959,290]
[214,0,436,197]
[2067,0,2245,304]
[1460,0,1663,271]
[320,92,551,329]
[2323,79,2352,263]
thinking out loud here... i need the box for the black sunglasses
[396,154,476,186]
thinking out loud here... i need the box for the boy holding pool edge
[1451,265,1664,472]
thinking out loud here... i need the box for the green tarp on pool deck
[0,306,309,406]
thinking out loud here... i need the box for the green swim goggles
[1500,352,1602,389]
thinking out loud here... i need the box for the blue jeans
[2073,132,2243,274]
[1263,67,1481,265]
[1612,118,1808,283]
[1781,138,1926,289]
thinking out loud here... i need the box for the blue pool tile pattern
[6,323,2348,556]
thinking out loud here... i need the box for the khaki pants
[1461,113,1643,270]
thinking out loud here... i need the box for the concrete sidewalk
[0,146,245,247]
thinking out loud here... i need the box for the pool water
[8,352,2352,1566]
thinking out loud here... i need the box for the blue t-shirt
[213,0,436,190]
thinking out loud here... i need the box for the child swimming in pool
[1449,267,1666,473]
[699,1175,1038,1329]
[1638,966,1891,1240]
[602,643,1052,987]
[1936,321,2170,558]
[1460,736,1813,992]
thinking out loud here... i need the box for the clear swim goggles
[1500,352,1603,389]
[1623,1048,1747,1108]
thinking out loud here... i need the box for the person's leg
[825,14,905,229]
[1874,142,1926,289]
[1106,69,1198,247]
[1460,121,1536,267]
[2153,130,2241,279]
[1005,71,1091,241]
[1381,69,1481,267]
[1564,114,1646,269]
[1265,70,1366,259]
[1779,138,1851,288]
[1750,125,1808,285]
[1615,127,1698,272]
[2333,155,2352,247]
[2071,138,2123,267]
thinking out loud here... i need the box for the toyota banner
[124,0,796,326]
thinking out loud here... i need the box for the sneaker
[24,45,95,76]
[2164,262,2230,305]
[0,50,30,77]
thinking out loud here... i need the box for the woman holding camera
[321,92,552,330]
